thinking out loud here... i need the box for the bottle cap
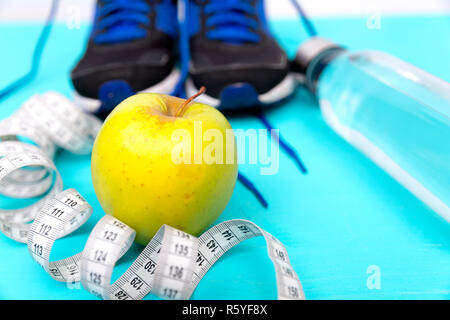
[292,37,343,93]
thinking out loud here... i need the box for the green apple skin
[91,93,238,245]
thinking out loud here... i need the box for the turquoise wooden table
[0,14,449,300]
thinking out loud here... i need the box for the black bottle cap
[292,37,344,93]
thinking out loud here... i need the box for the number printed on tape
[0,92,305,300]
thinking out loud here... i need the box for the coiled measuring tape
[0,92,305,300]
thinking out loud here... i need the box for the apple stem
[175,86,206,117]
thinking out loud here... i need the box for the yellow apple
[91,89,238,244]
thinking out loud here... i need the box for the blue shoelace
[204,0,260,44]
[0,0,60,101]
[93,0,151,44]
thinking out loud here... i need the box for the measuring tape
[0,92,305,300]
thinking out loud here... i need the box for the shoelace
[0,0,60,101]
[93,0,151,44]
[204,0,260,44]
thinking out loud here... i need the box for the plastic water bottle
[293,37,450,222]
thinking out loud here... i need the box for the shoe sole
[185,73,296,109]
[72,68,180,113]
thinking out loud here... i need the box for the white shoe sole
[185,72,296,108]
[72,68,180,114]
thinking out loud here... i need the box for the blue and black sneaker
[181,0,295,110]
[71,0,179,118]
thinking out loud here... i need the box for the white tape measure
[0,92,305,300]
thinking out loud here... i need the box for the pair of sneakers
[71,0,295,118]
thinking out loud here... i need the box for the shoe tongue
[97,3,149,44]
